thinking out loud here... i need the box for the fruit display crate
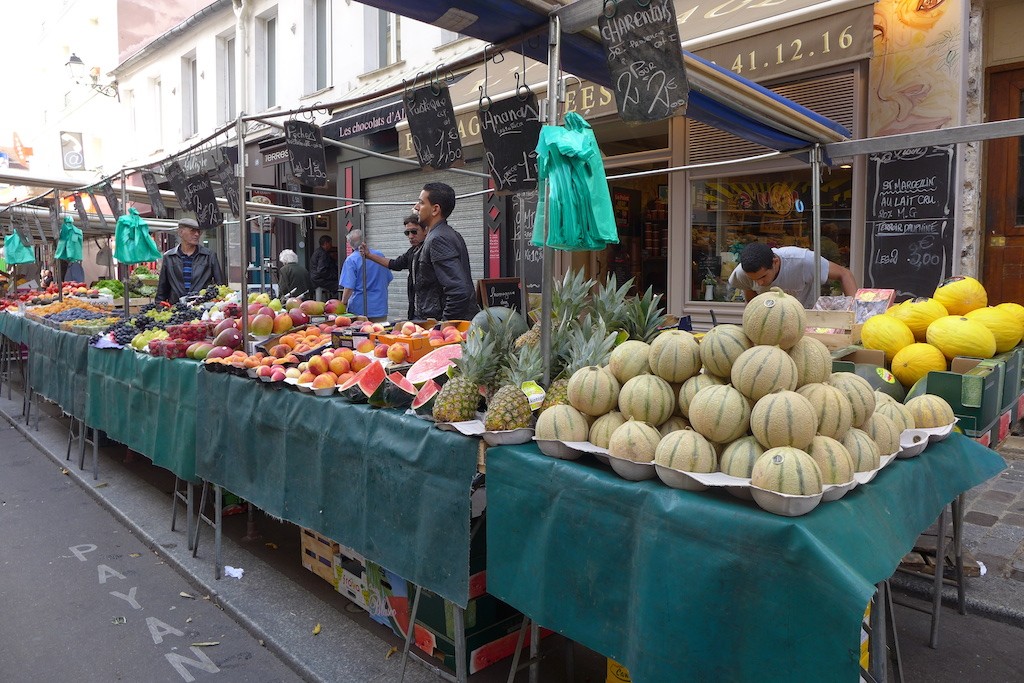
[300,527,340,587]
[804,310,861,351]
[993,346,1024,412]
[369,333,449,362]
[907,356,1005,437]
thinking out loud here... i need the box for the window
[219,35,236,123]
[306,0,330,92]
[257,12,277,110]
[151,78,164,151]
[182,54,199,138]
[364,8,400,71]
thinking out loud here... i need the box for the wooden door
[984,67,1024,304]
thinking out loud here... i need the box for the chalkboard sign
[509,190,543,294]
[49,198,61,240]
[478,277,522,312]
[864,145,956,302]
[73,193,90,231]
[185,172,223,230]
[284,120,329,188]
[598,0,688,123]
[86,189,108,229]
[102,181,121,218]
[214,160,240,219]
[405,83,463,170]
[141,171,167,219]
[165,161,190,212]
[480,91,541,194]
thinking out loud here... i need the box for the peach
[311,373,335,390]
[298,371,316,384]
[256,365,274,378]
[387,343,408,364]
[335,316,352,327]
[351,355,372,372]
[336,348,355,362]
[307,355,329,375]
[356,338,375,353]
[373,343,389,358]
[328,356,350,375]
[335,372,354,385]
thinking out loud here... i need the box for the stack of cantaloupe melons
[547,286,957,511]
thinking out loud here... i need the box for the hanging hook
[404,72,424,103]
[515,71,534,102]
[603,0,618,18]
[636,0,652,7]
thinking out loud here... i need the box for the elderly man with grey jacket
[156,217,225,304]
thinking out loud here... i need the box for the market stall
[485,434,1003,682]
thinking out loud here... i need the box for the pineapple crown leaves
[551,267,596,324]
[482,307,529,358]
[499,341,544,388]
[590,273,634,332]
[560,315,617,377]
[451,327,502,387]
[622,286,668,343]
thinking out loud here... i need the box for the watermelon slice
[406,344,462,385]
[369,372,419,408]
[410,379,441,416]
[338,360,386,402]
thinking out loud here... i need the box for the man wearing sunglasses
[361,214,426,320]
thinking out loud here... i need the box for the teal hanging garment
[55,216,84,262]
[3,231,35,265]
[113,208,162,265]
[532,112,618,251]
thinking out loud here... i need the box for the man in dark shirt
[409,182,479,320]
[361,214,425,320]
[156,217,225,304]
[309,235,339,301]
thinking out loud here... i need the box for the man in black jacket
[156,217,225,304]
[410,182,479,320]
[361,214,425,320]
[309,235,338,301]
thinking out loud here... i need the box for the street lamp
[65,53,120,101]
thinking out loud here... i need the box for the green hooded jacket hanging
[114,208,162,265]
[531,112,618,251]
[3,231,35,265]
[55,216,84,262]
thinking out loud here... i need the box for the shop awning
[354,0,852,151]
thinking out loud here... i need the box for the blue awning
[354,0,850,152]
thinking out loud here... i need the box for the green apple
[268,298,283,312]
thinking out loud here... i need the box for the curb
[889,569,1024,630]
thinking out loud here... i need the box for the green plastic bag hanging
[3,231,36,265]
[532,112,618,251]
[114,208,162,265]
[55,216,84,262]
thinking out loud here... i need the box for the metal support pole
[237,116,250,347]
[540,15,561,385]
[811,144,823,299]
[53,194,64,303]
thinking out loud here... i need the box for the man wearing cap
[156,216,225,304]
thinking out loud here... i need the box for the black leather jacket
[156,245,225,304]
[414,221,479,321]
[309,247,338,291]
[388,244,422,320]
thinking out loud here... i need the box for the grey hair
[346,229,363,247]
[279,249,298,264]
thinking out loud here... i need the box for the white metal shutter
[364,169,486,321]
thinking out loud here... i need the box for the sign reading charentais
[599,0,688,122]
[164,161,190,212]
[213,160,240,219]
[73,193,90,231]
[101,181,121,218]
[480,92,541,194]
[284,120,329,188]
[141,171,167,219]
[185,173,224,230]
[405,83,463,170]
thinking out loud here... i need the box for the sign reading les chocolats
[284,120,329,188]
[480,91,541,194]
[405,83,463,170]
[599,0,688,122]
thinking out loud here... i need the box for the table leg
[505,617,530,683]
[453,604,467,683]
[214,484,222,580]
[953,494,966,615]
[399,584,423,683]
[868,582,887,682]
[929,506,948,649]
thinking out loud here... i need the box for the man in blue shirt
[340,229,393,321]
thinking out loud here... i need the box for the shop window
[690,168,852,303]
[256,13,278,110]
[218,35,236,123]
[307,0,331,91]
[182,54,198,139]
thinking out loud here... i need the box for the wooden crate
[300,527,340,587]
[804,310,861,351]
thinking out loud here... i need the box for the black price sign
[477,277,522,312]
[73,193,90,231]
[599,0,688,122]
[185,173,223,230]
[214,160,240,219]
[102,181,121,218]
[405,83,463,170]
[86,189,108,229]
[141,171,167,219]
[165,161,190,212]
[508,190,543,294]
[284,120,329,188]
[864,145,956,302]
[480,91,541,194]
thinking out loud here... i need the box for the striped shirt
[180,250,194,292]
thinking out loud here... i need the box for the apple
[268,298,283,312]
[373,343,389,358]
[387,343,408,364]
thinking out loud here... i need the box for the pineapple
[589,273,633,333]
[484,343,543,431]
[433,329,499,423]
[540,316,616,412]
[514,268,595,349]
[622,286,668,343]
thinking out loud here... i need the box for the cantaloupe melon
[926,316,997,360]
[618,374,676,426]
[567,366,620,416]
[699,324,752,378]
[742,287,806,350]
[731,345,799,401]
[862,412,901,455]
[842,427,881,472]
[749,390,818,450]
[890,343,947,388]
[677,373,726,417]
[787,336,833,387]
[608,340,652,384]
[658,415,691,436]
[688,384,751,444]
[874,400,916,433]
[828,372,876,427]
[887,297,948,342]
[806,436,856,485]
[535,404,590,441]
[750,447,823,495]
[648,330,702,383]
[964,307,1023,353]
[589,411,627,449]
[719,436,765,477]
[797,382,854,440]
[861,315,915,363]
[873,390,896,406]
[654,429,717,472]
[905,394,956,428]
[608,419,661,462]
[933,276,987,315]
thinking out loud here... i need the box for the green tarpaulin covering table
[486,434,1005,683]
[195,370,481,607]
[86,347,200,481]
[26,320,90,418]
[0,312,26,344]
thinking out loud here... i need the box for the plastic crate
[300,527,340,587]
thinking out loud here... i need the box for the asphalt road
[0,425,302,683]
